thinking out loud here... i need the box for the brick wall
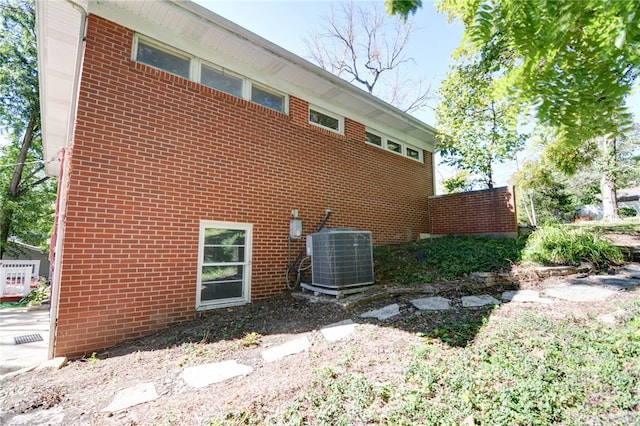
[428,187,517,237]
[53,15,434,357]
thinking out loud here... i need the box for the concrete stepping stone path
[359,303,400,320]
[182,360,253,388]
[410,296,452,311]
[101,382,159,412]
[588,275,640,290]
[461,295,501,308]
[321,320,356,342]
[261,336,310,363]
[501,289,554,304]
[544,283,617,302]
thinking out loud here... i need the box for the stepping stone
[588,275,640,290]
[36,357,68,370]
[544,284,616,302]
[321,320,356,342]
[621,264,640,278]
[261,336,310,363]
[101,382,159,412]
[182,360,253,388]
[411,296,451,311]
[597,309,626,325]
[461,295,501,308]
[7,405,65,425]
[359,303,400,320]
[501,290,554,304]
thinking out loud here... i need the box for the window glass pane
[251,85,284,112]
[387,140,401,153]
[201,265,244,283]
[204,228,245,246]
[136,40,190,79]
[203,246,245,263]
[201,65,242,97]
[201,281,243,301]
[406,147,420,159]
[365,132,382,146]
[310,109,340,131]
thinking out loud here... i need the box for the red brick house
[36,0,437,357]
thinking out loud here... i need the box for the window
[365,132,382,146]
[251,84,285,112]
[309,108,343,133]
[201,65,243,97]
[135,39,190,79]
[406,147,420,160]
[387,140,401,153]
[133,35,288,114]
[197,221,252,309]
[365,129,423,162]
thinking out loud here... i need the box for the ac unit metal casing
[302,229,374,296]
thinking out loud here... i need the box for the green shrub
[374,236,525,285]
[619,207,637,218]
[522,225,623,268]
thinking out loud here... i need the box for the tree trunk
[599,137,619,222]
[0,113,37,257]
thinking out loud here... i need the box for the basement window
[309,107,343,133]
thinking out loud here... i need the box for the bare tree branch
[304,0,433,112]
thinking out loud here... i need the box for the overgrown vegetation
[522,225,624,268]
[374,236,525,285]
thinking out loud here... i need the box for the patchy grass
[279,299,640,425]
[374,236,526,285]
[568,216,640,233]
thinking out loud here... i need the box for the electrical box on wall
[289,219,302,239]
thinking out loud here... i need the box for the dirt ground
[1,233,639,425]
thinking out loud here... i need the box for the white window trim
[309,105,344,134]
[196,221,253,311]
[365,128,424,162]
[133,34,289,114]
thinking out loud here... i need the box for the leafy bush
[374,236,525,285]
[619,206,638,217]
[522,225,623,267]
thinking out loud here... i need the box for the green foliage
[619,206,638,218]
[436,57,526,189]
[276,300,640,425]
[522,225,624,267]
[0,0,55,255]
[440,169,475,194]
[21,278,49,306]
[385,0,422,19]
[436,0,640,150]
[374,236,525,285]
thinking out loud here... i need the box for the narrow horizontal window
[365,131,382,146]
[135,39,190,79]
[387,140,401,153]
[251,84,285,112]
[406,147,420,160]
[201,65,243,97]
[309,108,341,132]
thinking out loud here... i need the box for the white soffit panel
[37,0,85,177]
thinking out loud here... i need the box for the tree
[436,57,526,189]
[0,0,55,257]
[390,0,640,220]
[306,1,432,113]
[440,169,475,194]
